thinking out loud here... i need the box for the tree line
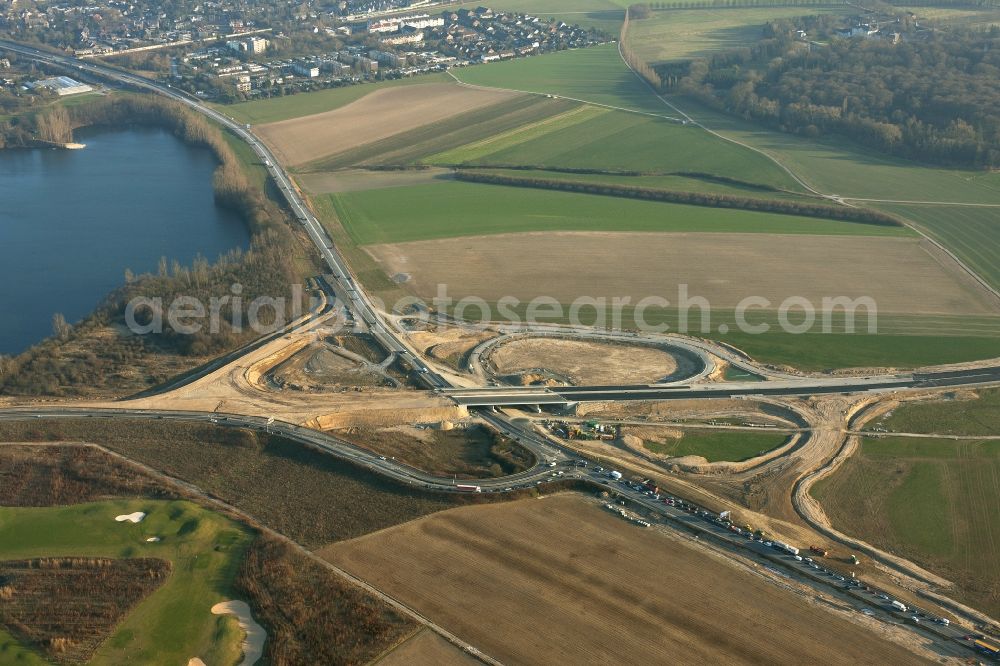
[661,19,1000,167]
[454,170,904,226]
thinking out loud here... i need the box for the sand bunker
[114,512,146,523]
[212,600,266,665]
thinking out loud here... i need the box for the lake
[0,126,250,355]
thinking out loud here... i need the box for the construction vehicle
[850,554,860,565]
[809,545,829,557]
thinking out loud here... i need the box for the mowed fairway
[0,499,250,664]
[256,83,519,166]
[319,494,927,665]
[812,437,1000,618]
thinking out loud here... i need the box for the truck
[773,541,800,556]
[642,479,659,494]
[809,545,829,557]
[974,639,1000,657]
[455,484,482,493]
[890,600,908,613]
[609,470,623,480]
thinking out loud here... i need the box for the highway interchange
[3,38,1000,662]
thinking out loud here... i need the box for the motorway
[443,365,1000,406]
[3,39,1000,660]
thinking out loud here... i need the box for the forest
[662,18,1000,167]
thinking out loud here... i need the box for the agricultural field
[0,498,251,665]
[330,181,910,245]
[320,494,926,664]
[668,94,1000,205]
[869,388,1000,437]
[450,0,628,32]
[452,167,817,202]
[301,95,576,171]
[256,83,518,166]
[897,5,1000,29]
[452,43,670,115]
[812,436,1000,618]
[627,6,851,64]
[637,428,788,462]
[216,73,449,124]
[878,204,1000,294]
[360,227,989,317]
[426,104,798,190]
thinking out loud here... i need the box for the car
[861,608,875,617]
[934,618,950,626]
[910,616,920,624]
[793,555,803,561]
[378,455,386,460]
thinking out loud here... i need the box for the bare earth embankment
[368,231,997,314]
[319,494,928,665]
[489,337,689,385]
[256,84,519,166]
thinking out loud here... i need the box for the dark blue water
[0,126,250,355]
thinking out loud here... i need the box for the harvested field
[257,83,518,166]
[368,231,997,315]
[320,494,928,665]
[488,338,696,385]
[334,423,535,478]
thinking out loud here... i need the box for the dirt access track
[320,494,929,665]
[256,83,519,166]
[368,231,999,315]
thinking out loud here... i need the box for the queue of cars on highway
[589,466,1000,660]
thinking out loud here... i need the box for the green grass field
[878,203,1000,293]
[449,0,628,31]
[453,43,670,115]
[463,167,818,202]
[444,302,1000,369]
[812,436,1000,618]
[628,6,850,64]
[0,499,250,665]
[670,94,1000,205]
[328,180,906,245]
[642,429,786,462]
[427,105,800,190]
[869,388,1000,436]
[216,73,449,124]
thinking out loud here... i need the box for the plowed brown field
[257,84,518,166]
[319,494,928,665]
